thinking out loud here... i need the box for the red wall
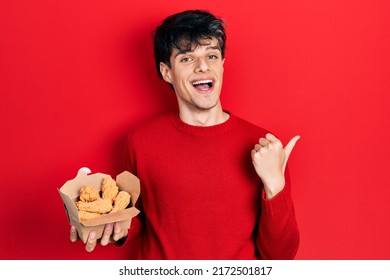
[1,0,389,259]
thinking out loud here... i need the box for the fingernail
[89,232,96,239]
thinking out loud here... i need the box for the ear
[159,62,173,84]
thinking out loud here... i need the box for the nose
[195,58,210,73]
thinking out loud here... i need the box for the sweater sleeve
[256,168,300,259]
[122,132,145,241]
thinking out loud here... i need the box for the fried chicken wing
[75,176,133,222]
[79,185,100,202]
[78,210,102,221]
[76,198,113,214]
[101,177,119,202]
[110,191,131,213]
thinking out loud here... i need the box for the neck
[179,104,229,126]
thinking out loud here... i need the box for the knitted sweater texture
[125,112,299,259]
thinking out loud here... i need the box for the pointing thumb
[284,135,300,161]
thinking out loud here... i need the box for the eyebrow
[174,45,221,58]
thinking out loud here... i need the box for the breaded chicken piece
[79,185,100,202]
[78,210,102,221]
[101,177,119,202]
[110,191,131,213]
[76,198,113,214]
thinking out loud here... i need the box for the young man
[71,9,300,259]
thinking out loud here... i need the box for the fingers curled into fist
[251,133,300,199]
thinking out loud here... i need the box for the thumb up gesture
[251,133,300,199]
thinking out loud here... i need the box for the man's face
[160,37,225,115]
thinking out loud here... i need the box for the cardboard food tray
[58,167,140,243]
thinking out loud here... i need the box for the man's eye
[180,57,192,62]
[208,55,218,59]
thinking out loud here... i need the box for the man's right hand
[70,222,128,252]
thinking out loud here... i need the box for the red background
[1,0,389,260]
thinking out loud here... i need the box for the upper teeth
[192,80,213,85]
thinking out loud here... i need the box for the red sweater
[125,112,299,259]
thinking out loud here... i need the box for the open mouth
[192,79,214,91]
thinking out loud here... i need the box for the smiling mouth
[192,79,214,91]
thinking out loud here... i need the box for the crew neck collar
[170,111,239,136]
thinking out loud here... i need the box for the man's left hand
[251,133,300,199]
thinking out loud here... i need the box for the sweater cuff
[261,187,293,217]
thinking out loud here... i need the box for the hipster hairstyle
[153,10,226,79]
